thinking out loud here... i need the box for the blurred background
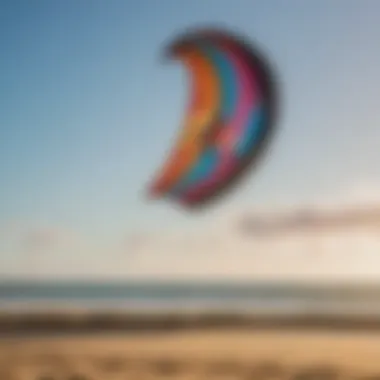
[1,0,380,379]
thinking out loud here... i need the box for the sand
[1,329,380,379]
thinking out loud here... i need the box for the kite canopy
[148,27,278,209]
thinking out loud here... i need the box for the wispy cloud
[2,183,380,281]
[23,227,79,253]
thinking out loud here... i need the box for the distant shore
[2,309,380,335]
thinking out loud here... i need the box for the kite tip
[146,181,163,200]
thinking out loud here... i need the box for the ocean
[1,281,380,316]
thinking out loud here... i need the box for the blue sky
[1,0,380,277]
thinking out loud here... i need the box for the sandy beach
[2,328,380,380]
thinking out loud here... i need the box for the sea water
[1,281,380,315]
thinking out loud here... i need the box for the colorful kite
[148,27,278,209]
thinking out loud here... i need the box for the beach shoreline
[2,292,380,378]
